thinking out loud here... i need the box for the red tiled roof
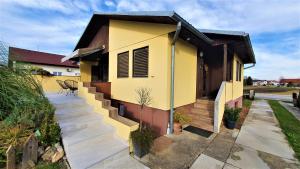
[9,47,78,68]
[279,79,300,84]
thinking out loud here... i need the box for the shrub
[0,66,54,127]
[174,111,191,124]
[39,116,61,146]
[0,66,60,166]
[130,127,154,154]
[224,106,242,122]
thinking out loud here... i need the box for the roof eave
[171,13,214,45]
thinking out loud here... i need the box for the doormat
[183,126,213,138]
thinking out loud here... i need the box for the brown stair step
[95,93,104,100]
[102,99,111,108]
[191,116,213,123]
[187,113,214,119]
[83,82,92,87]
[108,106,118,118]
[196,99,214,103]
[194,103,214,109]
[190,109,214,116]
[88,87,97,93]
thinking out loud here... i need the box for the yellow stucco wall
[169,38,198,108]
[33,75,80,93]
[214,53,244,132]
[108,20,176,110]
[79,61,95,82]
[232,54,244,100]
[224,53,244,102]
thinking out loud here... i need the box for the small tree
[246,76,253,86]
[135,88,152,131]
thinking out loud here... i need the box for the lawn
[268,100,300,160]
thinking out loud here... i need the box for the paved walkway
[255,93,292,102]
[47,94,148,169]
[191,100,300,169]
[279,101,300,121]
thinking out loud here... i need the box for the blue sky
[0,0,299,80]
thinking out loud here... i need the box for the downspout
[244,63,255,69]
[169,22,182,134]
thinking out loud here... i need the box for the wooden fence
[6,134,38,169]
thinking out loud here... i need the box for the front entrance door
[91,54,109,82]
[196,53,207,99]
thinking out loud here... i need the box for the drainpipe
[244,63,255,70]
[169,22,182,134]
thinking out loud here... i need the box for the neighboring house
[279,78,300,87]
[9,47,80,76]
[268,80,279,86]
[253,80,268,86]
[63,11,256,136]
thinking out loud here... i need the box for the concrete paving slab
[190,154,224,169]
[88,149,149,169]
[47,94,148,169]
[226,144,270,169]
[255,93,292,102]
[203,134,235,162]
[140,131,211,169]
[236,100,295,159]
[223,163,241,169]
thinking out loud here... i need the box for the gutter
[169,21,181,134]
[171,12,214,45]
[244,63,255,69]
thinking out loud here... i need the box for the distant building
[9,47,79,76]
[253,80,267,86]
[279,79,300,86]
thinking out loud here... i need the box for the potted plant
[224,106,242,129]
[130,127,154,158]
[131,87,153,158]
[173,111,191,135]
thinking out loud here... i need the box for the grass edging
[268,100,300,160]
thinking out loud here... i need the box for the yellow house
[63,11,256,136]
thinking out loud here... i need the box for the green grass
[243,98,252,109]
[268,100,300,160]
[36,161,67,169]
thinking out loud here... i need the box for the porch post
[223,44,227,81]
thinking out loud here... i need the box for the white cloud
[244,46,300,80]
[105,1,116,7]
[115,0,300,34]
[0,0,299,80]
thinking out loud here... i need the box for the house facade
[9,47,80,76]
[64,11,255,137]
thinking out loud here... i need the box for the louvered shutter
[117,51,129,78]
[133,47,148,77]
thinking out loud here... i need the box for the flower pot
[133,141,147,158]
[173,122,182,135]
[226,120,236,129]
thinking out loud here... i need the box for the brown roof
[279,79,300,84]
[9,47,78,68]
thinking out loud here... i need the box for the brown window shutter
[117,51,129,78]
[133,47,148,77]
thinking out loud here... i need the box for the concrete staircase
[82,82,137,129]
[188,99,214,132]
[47,82,143,169]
